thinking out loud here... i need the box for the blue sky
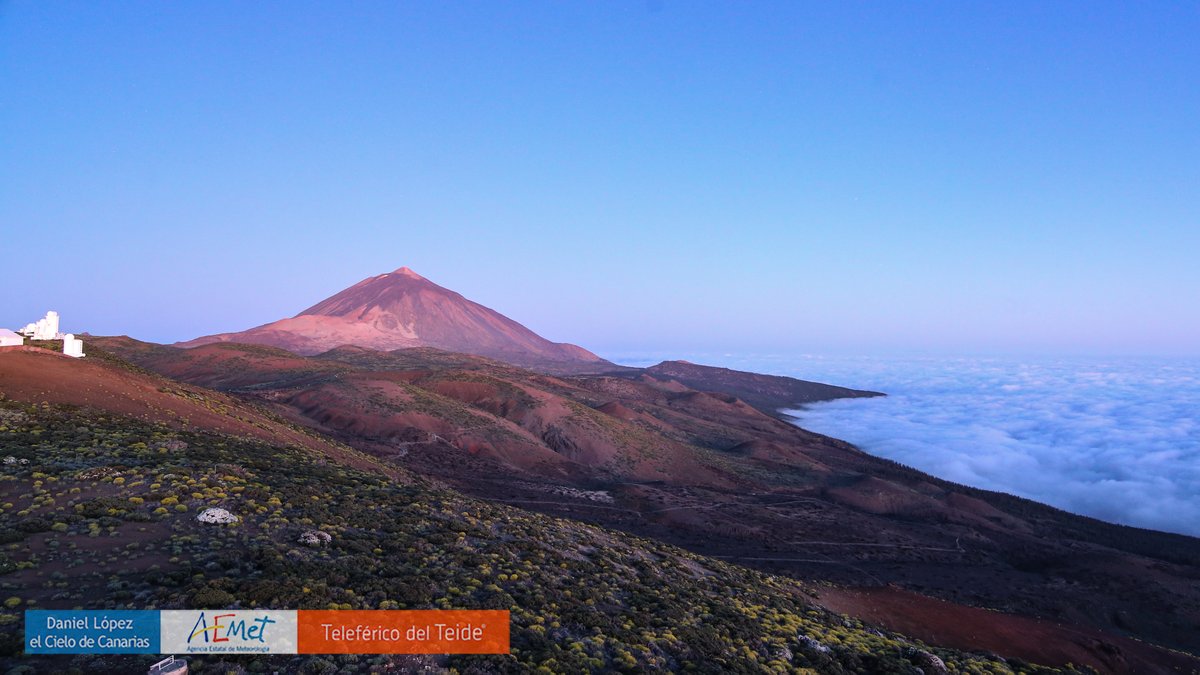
[2,2,1197,356]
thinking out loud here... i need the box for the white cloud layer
[773,355,1200,537]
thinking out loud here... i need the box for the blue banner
[25,610,160,654]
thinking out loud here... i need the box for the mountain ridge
[178,267,608,369]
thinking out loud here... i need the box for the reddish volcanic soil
[818,586,1200,674]
[0,347,400,479]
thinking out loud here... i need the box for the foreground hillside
[0,365,1067,673]
[86,338,1200,674]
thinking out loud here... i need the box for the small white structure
[20,311,61,340]
[62,333,85,358]
[196,507,239,524]
[14,310,85,357]
[148,656,188,675]
[0,329,23,347]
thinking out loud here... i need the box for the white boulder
[196,507,239,524]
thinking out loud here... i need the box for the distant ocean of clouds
[610,352,1200,538]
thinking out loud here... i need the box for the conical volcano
[178,267,607,367]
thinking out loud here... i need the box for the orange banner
[296,610,509,654]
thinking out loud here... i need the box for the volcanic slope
[89,337,1200,673]
[0,347,393,479]
[0,348,1064,674]
[177,267,611,371]
[643,359,883,412]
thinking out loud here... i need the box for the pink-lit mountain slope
[178,267,609,370]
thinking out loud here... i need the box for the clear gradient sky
[2,2,1197,357]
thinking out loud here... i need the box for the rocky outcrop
[196,508,238,524]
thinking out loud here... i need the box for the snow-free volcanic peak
[179,267,608,368]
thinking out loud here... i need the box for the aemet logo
[160,610,298,654]
[188,611,277,645]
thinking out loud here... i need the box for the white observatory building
[19,310,61,340]
[12,310,85,358]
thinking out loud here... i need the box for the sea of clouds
[612,352,1200,538]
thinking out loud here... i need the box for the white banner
[159,610,297,654]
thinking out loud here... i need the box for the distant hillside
[643,360,884,414]
[0,347,393,479]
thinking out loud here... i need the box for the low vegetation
[0,400,1076,673]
